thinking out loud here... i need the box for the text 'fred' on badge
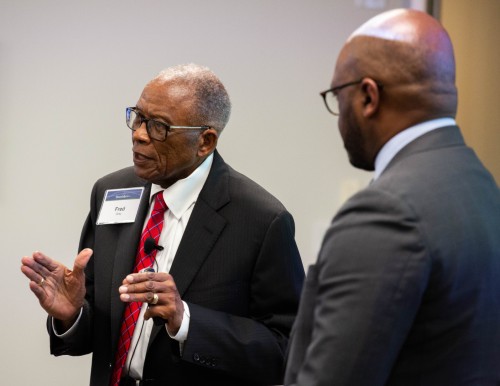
[96,187,145,225]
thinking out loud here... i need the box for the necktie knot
[152,192,167,214]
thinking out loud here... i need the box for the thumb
[72,248,93,277]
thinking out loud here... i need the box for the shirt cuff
[167,301,190,342]
[52,307,83,337]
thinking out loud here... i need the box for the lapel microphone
[142,237,166,326]
[128,238,162,375]
[144,237,164,255]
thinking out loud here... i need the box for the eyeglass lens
[126,108,168,141]
[324,91,339,115]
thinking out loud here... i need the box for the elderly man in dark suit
[21,63,305,386]
[285,8,500,386]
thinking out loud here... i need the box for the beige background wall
[3,1,496,385]
[441,0,500,184]
[1,1,413,385]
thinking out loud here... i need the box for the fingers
[20,263,46,286]
[21,253,52,285]
[119,280,159,301]
[21,249,92,286]
[147,292,158,304]
[144,294,184,335]
[28,278,49,301]
[32,251,61,272]
[118,272,175,302]
[143,304,161,321]
[21,250,89,321]
[119,272,184,334]
[125,271,170,284]
[119,290,158,303]
[73,248,93,277]
[21,254,52,304]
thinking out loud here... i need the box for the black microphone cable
[126,237,161,379]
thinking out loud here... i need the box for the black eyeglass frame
[126,107,210,142]
[320,78,383,116]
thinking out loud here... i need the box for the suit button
[193,353,200,362]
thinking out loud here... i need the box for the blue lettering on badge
[106,188,143,201]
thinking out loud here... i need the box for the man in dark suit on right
[285,8,500,386]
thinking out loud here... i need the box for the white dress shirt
[373,118,456,181]
[53,153,214,381]
[126,153,213,379]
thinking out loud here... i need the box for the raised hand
[21,249,93,326]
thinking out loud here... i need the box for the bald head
[331,9,458,170]
[336,8,457,119]
[351,8,448,44]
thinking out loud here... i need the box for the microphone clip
[144,237,164,255]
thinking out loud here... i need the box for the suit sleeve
[182,210,305,384]
[293,189,431,386]
[48,184,98,356]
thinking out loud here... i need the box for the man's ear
[361,78,380,118]
[198,128,219,156]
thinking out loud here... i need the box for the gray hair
[156,64,231,133]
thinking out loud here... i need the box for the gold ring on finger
[151,293,159,305]
[38,277,45,286]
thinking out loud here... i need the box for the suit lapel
[149,150,230,341]
[169,199,227,296]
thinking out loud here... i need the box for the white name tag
[96,187,145,225]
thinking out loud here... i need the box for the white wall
[1,1,411,384]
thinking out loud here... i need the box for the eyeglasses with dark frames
[126,107,210,142]
[320,79,383,116]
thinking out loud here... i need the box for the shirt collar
[373,117,456,180]
[149,153,214,219]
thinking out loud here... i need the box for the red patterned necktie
[110,192,168,386]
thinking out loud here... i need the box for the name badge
[96,187,145,225]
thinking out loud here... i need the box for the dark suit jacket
[285,126,500,385]
[49,150,305,385]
